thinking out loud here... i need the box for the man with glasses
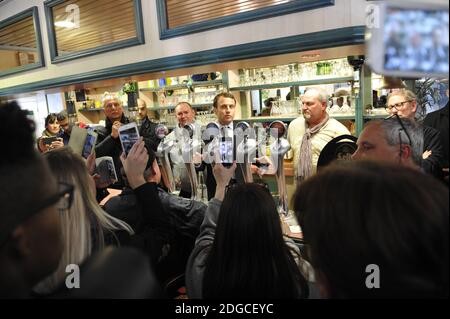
[95,93,131,188]
[0,101,64,298]
[352,116,423,169]
[386,90,443,178]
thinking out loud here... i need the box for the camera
[347,55,365,71]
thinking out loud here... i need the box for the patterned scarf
[297,113,329,183]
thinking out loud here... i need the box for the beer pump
[155,124,176,193]
[235,121,256,183]
[268,120,290,216]
[181,123,201,200]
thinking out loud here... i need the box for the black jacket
[424,104,449,169]
[94,115,130,188]
[103,184,206,281]
[139,116,161,152]
[422,125,444,179]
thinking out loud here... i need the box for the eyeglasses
[386,100,412,111]
[36,182,74,213]
[385,114,412,158]
[0,182,73,248]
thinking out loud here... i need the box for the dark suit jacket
[424,103,449,169]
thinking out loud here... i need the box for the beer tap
[235,121,256,183]
[155,124,176,193]
[268,121,290,216]
[181,123,201,200]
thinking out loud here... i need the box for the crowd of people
[0,85,448,299]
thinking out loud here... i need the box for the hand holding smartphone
[118,122,140,157]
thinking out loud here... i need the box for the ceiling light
[54,20,76,28]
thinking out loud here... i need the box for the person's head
[213,92,236,126]
[294,161,449,298]
[352,118,423,168]
[386,90,417,119]
[45,113,60,135]
[0,101,63,297]
[301,87,328,126]
[335,89,349,108]
[175,102,195,128]
[102,92,123,122]
[202,183,308,299]
[56,111,71,135]
[38,148,132,294]
[137,99,147,120]
[264,97,275,108]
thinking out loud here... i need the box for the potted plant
[122,82,138,109]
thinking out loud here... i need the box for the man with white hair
[95,93,130,188]
[287,87,350,183]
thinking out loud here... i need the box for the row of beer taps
[154,121,291,215]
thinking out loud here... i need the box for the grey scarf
[297,114,329,183]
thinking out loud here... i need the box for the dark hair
[213,92,236,109]
[202,183,309,299]
[0,101,55,250]
[264,97,276,107]
[45,113,58,127]
[293,161,449,298]
[56,111,68,122]
[0,101,36,165]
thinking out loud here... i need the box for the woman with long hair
[34,148,133,294]
[186,162,310,299]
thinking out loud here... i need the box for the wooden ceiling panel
[166,0,292,28]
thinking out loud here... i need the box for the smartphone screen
[119,124,140,156]
[219,137,234,167]
[82,132,97,159]
[42,136,58,145]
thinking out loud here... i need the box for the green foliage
[122,82,138,94]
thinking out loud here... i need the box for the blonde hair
[35,148,133,294]
[387,89,417,104]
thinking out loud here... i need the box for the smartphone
[367,1,449,78]
[219,137,234,168]
[42,136,59,145]
[95,156,118,184]
[118,122,140,156]
[81,130,98,159]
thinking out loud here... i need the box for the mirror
[0,7,44,77]
[45,0,144,63]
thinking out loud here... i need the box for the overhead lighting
[54,20,76,28]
